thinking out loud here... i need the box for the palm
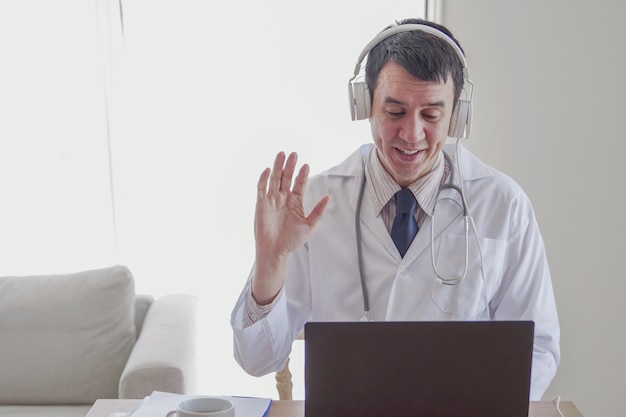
[255,152,329,258]
[256,190,311,256]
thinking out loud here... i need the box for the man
[231,18,560,400]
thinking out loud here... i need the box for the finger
[292,163,310,197]
[257,167,271,200]
[268,152,286,194]
[306,195,331,230]
[279,152,298,192]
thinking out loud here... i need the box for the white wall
[442,1,626,416]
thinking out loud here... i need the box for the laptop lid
[304,321,534,417]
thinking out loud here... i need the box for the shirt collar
[364,147,446,216]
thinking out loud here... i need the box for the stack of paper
[128,391,272,417]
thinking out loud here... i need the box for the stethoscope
[355,150,472,322]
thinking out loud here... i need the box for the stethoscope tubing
[355,150,471,321]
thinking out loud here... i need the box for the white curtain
[0,1,116,274]
[0,0,427,398]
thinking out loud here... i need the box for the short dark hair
[364,18,466,106]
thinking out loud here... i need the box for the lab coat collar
[327,142,493,213]
[324,143,372,210]
[327,142,494,266]
[443,142,494,183]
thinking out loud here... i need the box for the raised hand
[252,151,330,304]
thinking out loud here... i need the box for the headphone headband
[349,24,469,83]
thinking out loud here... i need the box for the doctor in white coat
[231,18,560,400]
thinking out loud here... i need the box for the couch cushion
[0,265,137,404]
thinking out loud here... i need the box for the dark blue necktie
[391,189,418,257]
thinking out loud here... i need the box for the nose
[398,114,425,143]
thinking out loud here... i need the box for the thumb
[306,195,331,231]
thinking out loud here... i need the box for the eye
[423,112,442,122]
[385,107,405,117]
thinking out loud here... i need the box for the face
[369,62,455,188]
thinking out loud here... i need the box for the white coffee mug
[165,396,235,417]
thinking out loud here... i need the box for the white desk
[86,398,585,417]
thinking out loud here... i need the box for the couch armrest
[118,294,198,399]
[134,294,155,337]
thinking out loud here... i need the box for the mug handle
[165,410,177,417]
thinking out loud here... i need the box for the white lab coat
[231,143,560,400]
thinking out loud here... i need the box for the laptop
[304,320,534,417]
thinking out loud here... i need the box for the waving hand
[252,152,330,304]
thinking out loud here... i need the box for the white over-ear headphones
[348,23,474,139]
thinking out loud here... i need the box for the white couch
[0,265,197,417]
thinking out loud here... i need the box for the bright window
[0,0,430,398]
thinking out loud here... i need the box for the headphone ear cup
[448,99,472,138]
[350,81,371,120]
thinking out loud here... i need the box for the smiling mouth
[397,148,420,155]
